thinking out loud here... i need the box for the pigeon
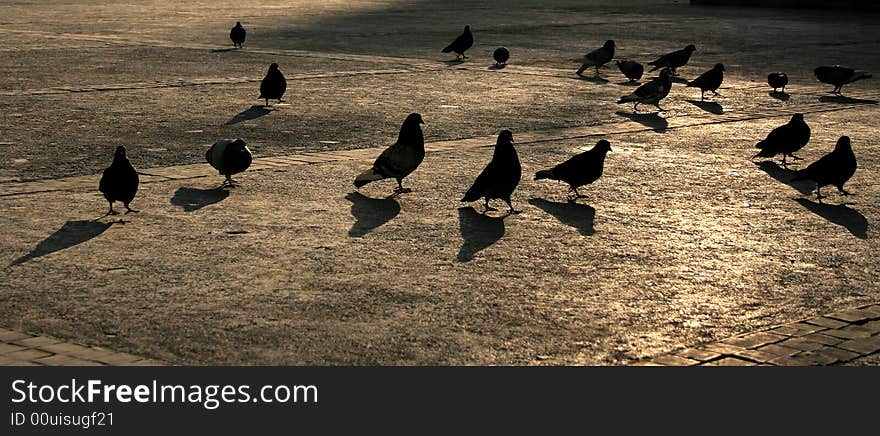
[814,66,872,95]
[791,136,857,202]
[206,138,253,187]
[686,63,725,101]
[259,63,286,106]
[534,139,612,199]
[354,113,425,194]
[576,40,615,76]
[230,22,246,48]
[461,130,521,214]
[648,44,696,76]
[753,113,811,167]
[617,68,673,112]
[99,146,139,215]
[442,25,473,61]
[616,60,644,83]
[493,47,510,66]
[768,72,788,93]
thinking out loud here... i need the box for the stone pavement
[0,327,164,366]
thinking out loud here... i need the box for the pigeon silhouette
[206,138,253,187]
[768,72,788,92]
[99,146,139,215]
[534,140,612,200]
[576,40,615,76]
[648,44,696,76]
[616,60,644,83]
[686,63,724,101]
[617,68,673,112]
[442,25,473,61]
[493,47,510,66]
[230,22,246,48]
[354,113,425,194]
[461,130,521,214]
[814,66,872,95]
[753,113,811,167]
[259,63,286,106]
[791,136,857,202]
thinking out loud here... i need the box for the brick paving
[0,328,164,366]
[642,303,880,366]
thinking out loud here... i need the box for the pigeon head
[595,139,612,153]
[268,63,279,71]
[497,129,514,145]
[791,113,805,123]
[235,22,242,27]
[114,146,127,159]
[230,138,248,151]
[604,40,615,48]
[464,25,471,32]
[659,68,673,80]
[715,63,725,71]
[404,113,424,125]
[685,44,696,52]
[835,136,852,152]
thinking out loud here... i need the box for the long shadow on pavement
[457,206,505,262]
[687,99,723,115]
[795,198,867,239]
[10,220,115,267]
[616,111,668,132]
[171,187,230,212]
[346,192,400,237]
[754,160,814,195]
[529,198,596,236]
[769,91,790,102]
[225,105,271,125]
[818,95,878,105]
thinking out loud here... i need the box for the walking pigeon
[576,40,615,76]
[768,72,788,93]
[354,113,425,194]
[648,44,696,76]
[461,130,521,214]
[206,138,253,187]
[814,66,872,94]
[616,60,644,83]
[753,113,811,167]
[99,146,139,215]
[617,68,673,112]
[493,47,510,66]
[791,136,857,202]
[534,139,612,200]
[442,25,473,61]
[259,63,286,106]
[230,22,246,48]
[686,63,724,101]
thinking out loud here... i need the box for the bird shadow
[488,63,507,70]
[225,105,271,125]
[346,192,400,237]
[616,80,641,86]
[687,100,724,115]
[753,161,813,195]
[615,111,668,132]
[210,47,239,53]
[577,74,610,84]
[9,220,115,267]
[528,198,596,236]
[444,59,465,67]
[457,206,505,262]
[171,187,230,212]
[818,95,878,105]
[795,198,868,239]
[769,91,790,101]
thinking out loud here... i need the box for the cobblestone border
[0,328,164,366]
[637,303,880,366]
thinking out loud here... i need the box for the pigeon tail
[617,95,638,104]
[460,187,483,203]
[441,46,454,53]
[354,168,385,188]
[534,169,555,181]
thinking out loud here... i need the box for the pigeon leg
[701,90,705,101]
[106,202,119,216]
[780,155,788,168]
[838,186,853,196]
[712,90,721,96]
[225,174,238,188]
[265,98,270,107]
[815,186,825,202]
[504,199,521,215]
[789,154,804,161]
[393,179,412,194]
[655,104,667,112]
[632,102,640,113]
[483,198,498,213]
[124,203,139,214]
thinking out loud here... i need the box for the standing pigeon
[576,40,616,76]
[442,25,473,61]
[461,130,521,214]
[768,72,788,93]
[617,68,673,112]
[791,136,857,201]
[99,146,139,215]
[230,22,246,48]
[534,139,612,199]
[686,63,725,101]
[814,66,872,94]
[206,138,253,187]
[354,113,425,194]
[259,63,286,106]
[648,44,696,76]
[493,47,510,66]
[616,60,644,83]
[753,113,811,167]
